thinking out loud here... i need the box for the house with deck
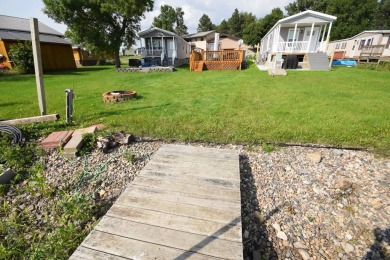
[0,14,76,71]
[138,27,191,67]
[260,10,337,70]
[327,30,390,62]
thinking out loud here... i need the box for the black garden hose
[0,123,23,144]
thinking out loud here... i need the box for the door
[303,27,320,52]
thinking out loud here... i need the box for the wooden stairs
[193,61,204,71]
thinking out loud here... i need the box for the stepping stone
[40,130,74,150]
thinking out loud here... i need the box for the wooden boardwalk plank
[106,204,241,242]
[70,144,243,259]
[114,193,240,224]
[141,169,241,189]
[95,216,243,259]
[73,230,222,260]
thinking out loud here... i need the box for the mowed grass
[1,63,389,149]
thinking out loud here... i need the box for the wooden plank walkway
[70,144,243,260]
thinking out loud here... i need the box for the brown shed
[0,14,76,71]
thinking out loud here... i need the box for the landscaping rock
[307,152,322,163]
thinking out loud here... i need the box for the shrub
[8,42,34,73]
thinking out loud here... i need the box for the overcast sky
[2,0,293,38]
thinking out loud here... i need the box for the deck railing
[190,49,243,71]
[277,41,309,53]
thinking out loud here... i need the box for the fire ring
[102,90,137,103]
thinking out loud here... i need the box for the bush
[8,42,34,73]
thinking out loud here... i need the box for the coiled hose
[0,123,23,144]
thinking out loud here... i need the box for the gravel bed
[12,139,389,259]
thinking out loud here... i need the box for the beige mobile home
[327,30,390,61]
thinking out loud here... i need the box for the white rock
[307,152,322,163]
[293,241,308,249]
[297,249,310,260]
[272,223,281,232]
[345,233,353,240]
[244,230,249,239]
[276,231,288,240]
[342,242,354,253]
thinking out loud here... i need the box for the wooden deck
[70,144,243,259]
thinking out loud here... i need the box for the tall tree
[285,0,328,15]
[239,12,257,39]
[174,7,188,36]
[374,0,390,30]
[242,20,263,47]
[228,8,242,37]
[326,0,377,39]
[42,0,153,68]
[152,5,176,32]
[259,8,284,38]
[197,14,214,32]
[217,19,230,34]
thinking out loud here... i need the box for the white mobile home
[260,10,337,70]
[138,27,191,66]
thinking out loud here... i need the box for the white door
[303,27,320,52]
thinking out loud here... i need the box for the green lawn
[1,63,389,149]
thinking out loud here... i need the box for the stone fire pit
[102,90,137,103]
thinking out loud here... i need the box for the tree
[217,19,230,34]
[326,0,377,39]
[42,0,153,68]
[228,8,242,37]
[285,0,328,15]
[152,5,176,32]
[8,42,34,73]
[242,20,262,48]
[374,0,390,30]
[175,7,188,36]
[259,8,284,39]
[197,14,214,32]
[152,5,189,36]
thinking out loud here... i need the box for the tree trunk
[114,51,121,68]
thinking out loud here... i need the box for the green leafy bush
[8,42,34,73]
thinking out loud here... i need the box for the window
[359,40,366,50]
[341,42,347,49]
[201,37,204,41]
[287,28,299,42]
[367,38,372,46]
[336,43,340,49]
[306,30,315,36]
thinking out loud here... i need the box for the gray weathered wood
[123,184,241,210]
[141,169,241,189]
[134,175,240,201]
[76,230,222,259]
[1,114,59,125]
[70,246,129,260]
[95,216,243,259]
[70,144,243,259]
[30,18,46,115]
[114,193,239,224]
[106,204,242,242]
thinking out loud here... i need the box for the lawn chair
[273,53,284,69]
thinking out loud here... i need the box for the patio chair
[273,53,284,69]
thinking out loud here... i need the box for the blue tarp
[332,60,357,66]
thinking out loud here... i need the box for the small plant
[79,133,99,155]
[307,216,314,222]
[262,143,275,153]
[123,150,136,164]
